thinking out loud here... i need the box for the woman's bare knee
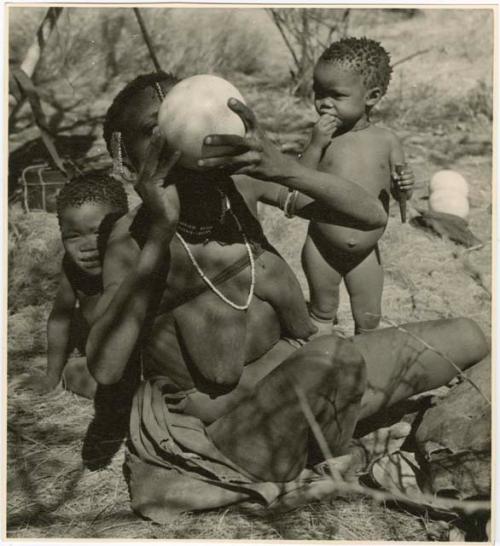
[397,317,489,371]
[291,337,366,399]
[446,317,489,368]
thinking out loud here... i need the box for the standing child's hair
[320,37,393,96]
[56,173,129,225]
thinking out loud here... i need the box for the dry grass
[7,6,492,541]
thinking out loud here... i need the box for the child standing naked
[301,37,414,335]
[22,174,128,397]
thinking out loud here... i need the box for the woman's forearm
[87,225,174,384]
[277,160,387,229]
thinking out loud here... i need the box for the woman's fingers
[198,150,261,170]
[201,134,262,168]
[227,98,257,133]
[157,150,182,178]
[139,127,166,180]
[204,134,247,148]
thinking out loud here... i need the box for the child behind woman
[22,173,128,398]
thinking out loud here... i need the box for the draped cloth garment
[126,377,341,523]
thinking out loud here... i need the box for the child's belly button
[316,225,384,253]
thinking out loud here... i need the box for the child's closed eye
[62,233,80,241]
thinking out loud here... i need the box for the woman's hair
[56,173,128,224]
[103,71,179,157]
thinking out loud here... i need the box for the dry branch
[392,48,433,68]
[133,8,162,73]
[9,8,63,114]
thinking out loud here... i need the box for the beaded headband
[111,131,124,176]
[154,82,166,102]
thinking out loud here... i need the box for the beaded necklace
[175,193,255,311]
[176,182,228,243]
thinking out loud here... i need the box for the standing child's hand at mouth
[300,113,340,169]
[310,113,340,151]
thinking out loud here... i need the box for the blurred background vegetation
[9,8,493,136]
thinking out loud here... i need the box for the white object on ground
[429,189,469,219]
[429,170,469,197]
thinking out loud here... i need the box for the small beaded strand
[175,196,255,311]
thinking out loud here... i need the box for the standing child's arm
[389,134,415,201]
[300,114,340,168]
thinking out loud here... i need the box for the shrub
[9,8,272,99]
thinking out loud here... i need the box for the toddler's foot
[332,324,347,339]
[308,308,346,338]
[354,324,381,336]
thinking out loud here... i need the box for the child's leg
[344,247,383,335]
[67,306,89,356]
[301,233,342,326]
[62,308,96,398]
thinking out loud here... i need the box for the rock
[414,356,491,499]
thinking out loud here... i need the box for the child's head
[314,37,392,129]
[103,71,179,174]
[56,174,128,276]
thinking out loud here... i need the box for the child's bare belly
[312,222,385,255]
[315,129,392,256]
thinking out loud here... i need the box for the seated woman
[86,72,488,521]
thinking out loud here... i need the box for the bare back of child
[301,38,414,335]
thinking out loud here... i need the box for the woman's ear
[365,87,383,107]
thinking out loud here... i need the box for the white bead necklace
[175,195,256,311]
